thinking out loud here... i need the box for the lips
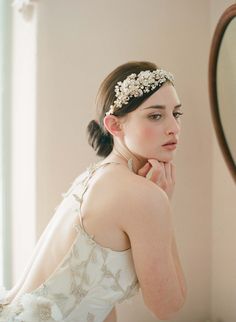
[162,140,178,146]
[162,143,177,150]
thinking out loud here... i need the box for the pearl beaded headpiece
[105,68,174,116]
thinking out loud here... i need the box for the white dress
[0,161,140,322]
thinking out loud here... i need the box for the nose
[165,115,181,135]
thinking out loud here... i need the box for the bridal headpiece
[105,68,174,116]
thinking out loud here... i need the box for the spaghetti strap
[76,161,125,237]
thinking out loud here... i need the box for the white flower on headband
[105,69,174,116]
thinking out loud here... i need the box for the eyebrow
[142,104,182,110]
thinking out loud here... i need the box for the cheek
[140,125,157,139]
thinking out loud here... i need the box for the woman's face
[120,82,183,163]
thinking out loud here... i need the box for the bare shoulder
[97,163,168,198]
[110,167,171,231]
[84,162,171,236]
[100,162,168,199]
[97,164,171,228]
[125,169,169,202]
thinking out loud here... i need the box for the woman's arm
[171,234,187,299]
[137,160,187,300]
[103,307,117,322]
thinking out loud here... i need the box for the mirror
[209,4,236,183]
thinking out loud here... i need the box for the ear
[103,115,123,138]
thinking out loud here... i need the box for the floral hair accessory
[105,69,174,116]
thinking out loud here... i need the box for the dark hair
[86,61,172,158]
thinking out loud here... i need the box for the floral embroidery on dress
[71,284,88,303]
[17,294,63,321]
[101,265,124,293]
[87,312,95,322]
[118,278,140,304]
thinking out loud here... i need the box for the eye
[148,114,162,120]
[174,112,184,119]
[148,112,184,121]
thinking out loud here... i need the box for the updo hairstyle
[86,61,169,158]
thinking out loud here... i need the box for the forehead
[138,83,181,110]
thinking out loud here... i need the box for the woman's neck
[103,143,147,174]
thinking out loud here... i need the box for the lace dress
[0,161,140,322]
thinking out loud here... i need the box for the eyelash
[149,112,184,120]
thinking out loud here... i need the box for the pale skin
[102,82,184,321]
[103,82,182,201]
[3,83,186,321]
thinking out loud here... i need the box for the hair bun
[86,119,113,157]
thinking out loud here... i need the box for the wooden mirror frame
[208,3,236,183]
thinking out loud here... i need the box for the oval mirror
[209,4,236,183]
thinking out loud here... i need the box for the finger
[147,159,159,170]
[148,159,163,178]
[171,162,176,184]
[157,162,167,186]
[155,171,163,185]
[145,159,168,187]
[164,162,172,182]
[159,162,166,179]
[146,163,163,183]
[138,162,152,176]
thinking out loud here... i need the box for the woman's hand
[137,159,176,200]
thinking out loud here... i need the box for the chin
[139,151,174,163]
[152,154,174,163]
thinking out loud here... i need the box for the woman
[0,61,187,321]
